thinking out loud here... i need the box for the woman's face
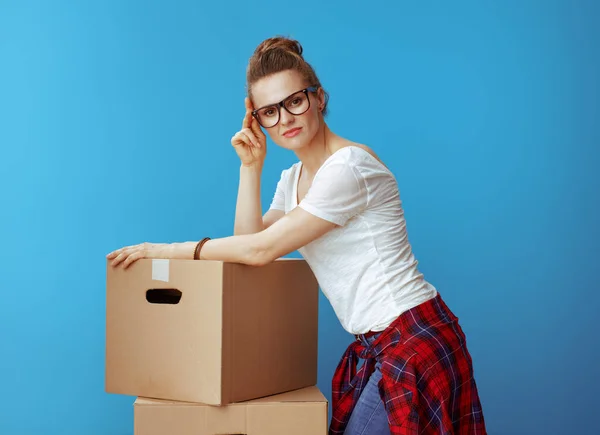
[250,69,324,151]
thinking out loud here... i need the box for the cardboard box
[105,258,319,405]
[133,386,328,435]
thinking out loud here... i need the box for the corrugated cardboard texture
[106,260,224,404]
[106,258,319,405]
[221,260,319,404]
[133,386,328,435]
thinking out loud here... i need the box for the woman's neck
[294,123,339,177]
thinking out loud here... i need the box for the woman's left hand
[106,242,167,269]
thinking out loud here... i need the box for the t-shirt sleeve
[298,161,368,226]
[268,169,288,211]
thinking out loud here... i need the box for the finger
[232,131,253,147]
[248,112,265,139]
[231,131,250,148]
[246,98,265,139]
[110,254,124,267]
[242,110,251,130]
[123,250,145,269]
[246,97,253,109]
[241,128,260,148]
[242,98,251,129]
[246,96,256,113]
[111,248,134,267]
[237,132,256,149]
[107,245,128,259]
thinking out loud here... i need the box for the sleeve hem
[298,202,347,226]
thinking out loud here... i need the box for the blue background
[1,1,598,434]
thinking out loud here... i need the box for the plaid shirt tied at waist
[329,294,487,435]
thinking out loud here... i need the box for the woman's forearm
[164,236,266,266]
[162,242,197,260]
[233,164,265,235]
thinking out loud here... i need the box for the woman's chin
[273,137,309,151]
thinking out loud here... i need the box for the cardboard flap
[245,386,328,435]
[134,386,328,435]
[245,386,326,404]
[134,386,326,407]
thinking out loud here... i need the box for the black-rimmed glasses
[252,86,318,128]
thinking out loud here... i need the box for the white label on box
[152,259,170,282]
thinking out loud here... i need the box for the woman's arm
[232,98,272,235]
[233,164,265,235]
[233,164,286,234]
[107,206,337,269]
[107,153,366,269]
[201,206,337,265]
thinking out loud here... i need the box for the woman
[107,36,487,435]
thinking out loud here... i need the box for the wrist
[159,243,174,259]
[240,162,263,172]
[161,242,195,260]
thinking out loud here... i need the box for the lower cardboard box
[133,386,328,435]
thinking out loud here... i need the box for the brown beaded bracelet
[193,237,211,260]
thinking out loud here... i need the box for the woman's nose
[279,108,295,125]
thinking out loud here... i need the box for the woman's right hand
[231,97,267,168]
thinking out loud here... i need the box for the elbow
[244,244,275,267]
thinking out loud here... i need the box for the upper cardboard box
[105,258,319,405]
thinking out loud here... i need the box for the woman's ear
[317,87,325,111]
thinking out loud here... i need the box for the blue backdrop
[1,1,598,434]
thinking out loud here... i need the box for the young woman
[107,36,487,435]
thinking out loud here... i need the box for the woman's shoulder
[329,141,391,173]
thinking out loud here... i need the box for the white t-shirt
[269,145,437,335]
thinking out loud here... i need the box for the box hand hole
[145,289,182,304]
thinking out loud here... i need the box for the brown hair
[246,36,329,116]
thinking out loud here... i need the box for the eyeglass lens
[255,90,310,128]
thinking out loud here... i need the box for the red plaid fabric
[329,293,487,434]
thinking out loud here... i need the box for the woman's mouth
[283,127,302,138]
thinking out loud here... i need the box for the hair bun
[254,36,303,58]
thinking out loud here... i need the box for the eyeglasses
[252,86,318,128]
